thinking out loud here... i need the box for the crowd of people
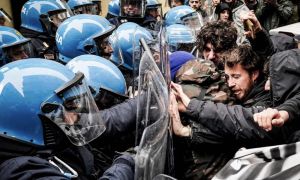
[0,0,300,179]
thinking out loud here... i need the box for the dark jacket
[255,0,293,31]
[271,49,300,140]
[176,49,300,179]
[239,75,271,108]
[56,97,139,179]
[0,154,134,180]
[187,49,300,146]
[0,97,139,180]
[249,28,275,60]
[19,28,58,61]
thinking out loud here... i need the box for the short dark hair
[196,21,237,54]
[223,44,264,75]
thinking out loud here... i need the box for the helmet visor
[94,34,114,59]
[49,10,70,27]
[2,41,35,62]
[41,73,106,146]
[73,4,99,15]
[120,0,145,18]
[181,11,204,36]
[109,32,125,67]
[166,29,196,52]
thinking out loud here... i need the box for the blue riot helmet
[110,22,154,71]
[21,0,72,37]
[67,54,128,110]
[164,5,195,27]
[0,26,35,66]
[166,24,196,52]
[146,0,162,20]
[56,14,115,63]
[120,0,147,20]
[68,0,99,15]
[107,0,120,17]
[0,59,105,148]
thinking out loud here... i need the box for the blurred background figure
[215,2,232,21]
[188,0,207,17]
[244,0,293,32]
[142,0,162,31]
[203,0,220,19]
[168,0,185,8]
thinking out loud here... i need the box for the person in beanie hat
[170,51,195,81]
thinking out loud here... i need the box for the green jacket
[255,0,293,32]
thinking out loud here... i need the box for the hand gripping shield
[135,38,173,179]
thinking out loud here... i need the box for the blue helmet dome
[110,22,153,71]
[0,58,105,147]
[164,5,194,27]
[0,59,74,146]
[56,14,115,63]
[66,54,127,97]
[21,0,72,33]
[0,26,30,49]
[108,0,120,17]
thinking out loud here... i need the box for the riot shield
[155,26,171,85]
[134,38,170,180]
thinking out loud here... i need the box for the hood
[269,49,300,106]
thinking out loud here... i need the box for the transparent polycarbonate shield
[135,45,170,179]
[41,73,106,146]
[109,32,125,67]
[181,11,204,36]
[157,27,171,86]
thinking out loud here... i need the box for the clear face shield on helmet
[146,4,162,21]
[109,32,125,67]
[181,11,204,36]
[40,72,106,146]
[166,29,196,53]
[72,4,99,15]
[40,9,71,37]
[2,41,35,63]
[120,0,146,18]
[94,33,114,59]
